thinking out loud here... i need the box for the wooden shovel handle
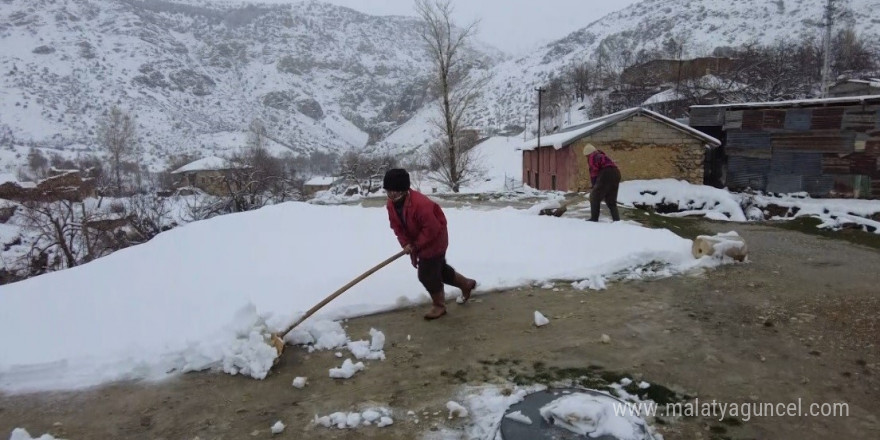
[277,249,407,339]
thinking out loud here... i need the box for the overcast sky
[320,0,643,55]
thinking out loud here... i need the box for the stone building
[521,107,721,192]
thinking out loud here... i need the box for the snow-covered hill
[381,0,880,148]
[2,0,878,174]
[0,0,503,174]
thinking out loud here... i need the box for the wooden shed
[689,95,880,198]
[521,107,720,192]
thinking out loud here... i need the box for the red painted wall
[522,145,574,191]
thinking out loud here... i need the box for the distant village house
[303,176,342,198]
[170,156,245,196]
[0,168,96,203]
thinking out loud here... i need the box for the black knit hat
[383,168,410,191]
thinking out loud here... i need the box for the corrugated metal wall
[693,102,880,198]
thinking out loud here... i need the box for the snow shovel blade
[268,249,407,367]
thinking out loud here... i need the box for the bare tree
[18,200,127,271]
[127,194,174,241]
[415,0,485,192]
[338,149,397,195]
[834,27,877,74]
[97,106,138,195]
[424,135,484,190]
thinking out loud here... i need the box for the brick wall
[569,115,707,191]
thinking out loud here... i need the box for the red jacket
[587,150,618,184]
[386,190,448,259]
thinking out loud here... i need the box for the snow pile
[538,393,649,440]
[308,188,367,205]
[285,321,386,361]
[446,401,470,419]
[314,407,394,429]
[504,410,533,424]
[329,359,365,379]
[9,428,63,440]
[747,192,880,233]
[618,179,747,221]
[693,231,748,262]
[618,179,880,234]
[572,274,607,291]
[0,202,715,394]
[292,376,308,388]
[346,328,386,361]
[284,320,349,351]
[533,311,550,327]
[270,421,285,434]
[453,385,545,439]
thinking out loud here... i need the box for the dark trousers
[590,167,621,221]
[417,255,456,293]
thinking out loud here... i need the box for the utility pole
[535,87,545,190]
[821,0,835,98]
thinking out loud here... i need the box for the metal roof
[690,94,880,111]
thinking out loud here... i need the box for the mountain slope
[0,0,503,173]
[380,0,880,149]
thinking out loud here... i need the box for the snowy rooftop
[521,107,720,151]
[643,75,751,105]
[691,94,880,110]
[834,78,880,87]
[305,176,340,186]
[171,156,236,174]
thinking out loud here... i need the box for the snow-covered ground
[618,179,880,234]
[0,200,724,394]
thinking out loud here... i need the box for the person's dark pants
[590,167,621,222]
[417,255,456,293]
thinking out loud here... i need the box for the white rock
[600,334,611,344]
[377,416,394,427]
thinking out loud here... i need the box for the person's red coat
[386,190,448,259]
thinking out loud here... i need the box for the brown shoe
[453,272,477,304]
[424,291,447,320]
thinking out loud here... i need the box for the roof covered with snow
[521,107,720,151]
[171,156,236,174]
[305,176,340,186]
[833,78,880,87]
[643,75,751,106]
[691,94,880,110]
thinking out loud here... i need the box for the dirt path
[2,208,879,440]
